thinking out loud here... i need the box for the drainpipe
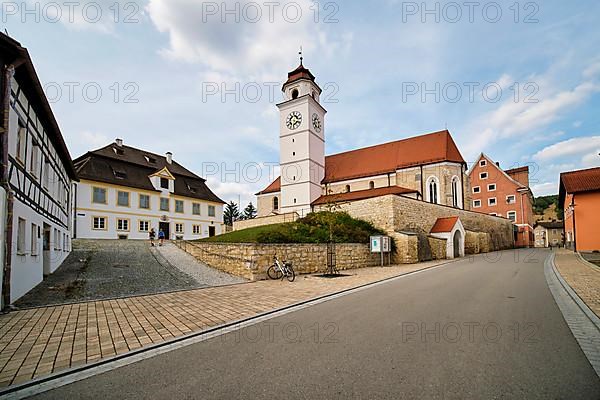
[460,164,465,209]
[420,165,424,200]
[571,195,577,252]
[1,63,16,310]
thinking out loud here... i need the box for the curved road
[33,249,600,399]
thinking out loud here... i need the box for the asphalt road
[33,249,600,399]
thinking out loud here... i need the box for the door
[453,230,461,258]
[43,224,51,275]
[159,222,170,240]
[208,226,216,237]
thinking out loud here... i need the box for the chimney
[115,138,123,147]
[495,162,500,167]
[166,152,172,164]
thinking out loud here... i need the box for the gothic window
[369,181,375,190]
[426,176,439,204]
[345,185,350,193]
[451,176,460,208]
[273,196,279,210]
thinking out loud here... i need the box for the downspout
[461,164,465,209]
[571,194,577,252]
[420,165,424,200]
[1,64,15,310]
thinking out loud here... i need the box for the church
[255,61,471,218]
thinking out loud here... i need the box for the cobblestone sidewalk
[554,249,600,318]
[0,259,448,388]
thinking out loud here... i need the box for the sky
[2,0,600,206]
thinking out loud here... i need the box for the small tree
[242,202,257,220]
[223,201,241,226]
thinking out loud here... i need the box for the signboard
[370,236,382,253]
[382,236,391,252]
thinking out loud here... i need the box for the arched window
[273,197,279,210]
[345,185,350,193]
[369,181,375,189]
[451,176,461,208]
[291,89,299,99]
[426,176,439,204]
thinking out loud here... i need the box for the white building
[0,33,78,306]
[73,139,225,240]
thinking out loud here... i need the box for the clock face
[312,113,321,132]
[286,111,302,130]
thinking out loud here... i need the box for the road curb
[545,251,600,378]
[577,252,600,273]
[0,257,460,399]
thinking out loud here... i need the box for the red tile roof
[257,130,465,193]
[505,166,529,175]
[256,176,281,195]
[283,63,316,88]
[311,186,418,206]
[560,167,600,193]
[430,216,459,233]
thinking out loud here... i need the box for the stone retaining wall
[176,241,381,280]
[233,212,299,231]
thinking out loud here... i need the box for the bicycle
[266,255,295,282]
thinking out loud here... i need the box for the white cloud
[531,182,558,197]
[573,120,582,128]
[533,135,600,161]
[147,0,350,79]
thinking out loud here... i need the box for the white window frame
[507,211,517,222]
[192,203,201,215]
[506,195,516,204]
[425,176,440,205]
[175,199,184,213]
[160,198,169,211]
[473,199,482,208]
[175,223,184,234]
[480,172,488,180]
[479,159,487,167]
[487,183,496,192]
[451,176,461,208]
[92,216,107,230]
[116,218,130,232]
[193,225,201,235]
[208,205,216,217]
[117,191,130,207]
[17,217,26,255]
[488,197,497,206]
[472,186,480,193]
[138,220,150,232]
[31,223,38,256]
[139,194,150,209]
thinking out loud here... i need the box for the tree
[242,202,257,220]
[223,201,241,226]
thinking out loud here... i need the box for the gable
[149,167,175,180]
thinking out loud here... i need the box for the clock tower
[277,60,326,215]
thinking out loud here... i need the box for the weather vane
[299,46,303,64]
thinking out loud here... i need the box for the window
[369,181,375,190]
[472,186,480,194]
[160,177,169,189]
[139,220,150,232]
[160,198,169,211]
[17,218,26,254]
[208,205,216,217]
[273,197,279,210]
[92,187,107,204]
[480,159,487,167]
[117,219,129,231]
[506,195,516,204]
[291,88,299,99]
[345,185,350,193]
[114,170,127,179]
[31,223,38,256]
[451,176,460,208]
[192,203,201,215]
[117,191,130,207]
[63,233,66,252]
[175,200,184,213]
[92,217,106,230]
[139,194,150,209]
[193,225,201,235]
[16,122,26,162]
[43,158,50,189]
[480,172,488,180]
[29,142,39,177]
[488,197,497,206]
[145,156,156,164]
[487,183,496,191]
[507,211,517,222]
[426,176,439,204]
[489,213,498,216]
[175,223,184,234]
[473,200,482,208]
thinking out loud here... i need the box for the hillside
[533,195,561,222]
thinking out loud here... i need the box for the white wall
[75,180,224,240]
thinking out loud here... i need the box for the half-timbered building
[0,33,78,306]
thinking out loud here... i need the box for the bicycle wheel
[267,265,282,280]
[286,265,295,282]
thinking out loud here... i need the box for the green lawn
[196,212,387,245]
[197,223,288,243]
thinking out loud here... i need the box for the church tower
[277,58,326,215]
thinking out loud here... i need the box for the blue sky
[3,0,600,205]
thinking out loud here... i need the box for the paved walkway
[152,243,247,286]
[554,249,600,318]
[0,259,448,388]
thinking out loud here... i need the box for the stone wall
[428,236,447,260]
[315,194,513,262]
[233,212,298,231]
[176,241,381,280]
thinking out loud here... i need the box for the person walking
[149,228,156,247]
[158,229,165,246]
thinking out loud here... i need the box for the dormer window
[113,147,124,155]
[114,170,127,179]
[160,177,169,189]
[145,156,157,164]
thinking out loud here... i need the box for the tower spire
[299,45,303,65]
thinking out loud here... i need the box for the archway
[453,230,462,258]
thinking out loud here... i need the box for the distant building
[0,33,78,305]
[534,221,563,248]
[467,154,534,247]
[74,140,225,240]
[559,166,600,252]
